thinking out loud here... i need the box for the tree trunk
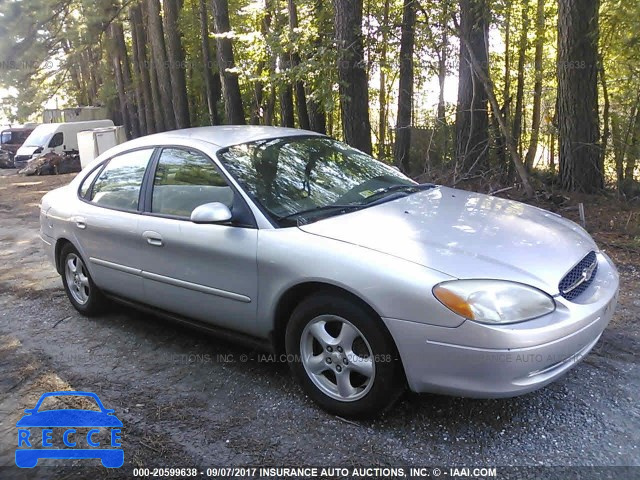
[288,0,310,130]
[146,0,176,130]
[614,94,640,188]
[332,0,372,154]
[598,53,610,181]
[524,0,544,170]
[436,4,449,163]
[280,83,296,127]
[198,0,220,125]
[455,0,490,173]
[377,0,390,159]
[454,14,535,197]
[131,4,155,134]
[250,1,272,125]
[557,0,602,192]
[211,0,246,124]
[129,8,147,136]
[611,112,623,191]
[278,0,295,127]
[512,1,529,157]
[163,0,191,128]
[149,57,166,132]
[437,13,448,125]
[307,0,327,134]
[626,106,640,181]
[502,2,511,124]
[111,50,132,138]
[393,0,415,172]
[110,22,140,138]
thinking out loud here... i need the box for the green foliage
[0,0,636,189]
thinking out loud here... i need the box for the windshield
[218,136,415,225]
[22,125,57,147]
[37,395,101,412]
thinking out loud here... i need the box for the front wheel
[60,244,106,316]
[285,293,405,417]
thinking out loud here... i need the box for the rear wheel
[60,244,106,316]
[285,293,405,417]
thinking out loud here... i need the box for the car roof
[116,125,325,150]
[1,127,34,133]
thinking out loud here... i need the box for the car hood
[16,410,123,427]
[16,145,41,157]
[299,186,597,294]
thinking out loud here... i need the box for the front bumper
[384,252,619,397]
[14,155,32,169]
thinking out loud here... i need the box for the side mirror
[190,202,232,224]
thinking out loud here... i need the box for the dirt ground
[0,169,638,479]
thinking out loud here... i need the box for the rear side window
[90,149,154,211]
[151,148,233,218]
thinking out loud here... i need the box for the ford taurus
[39,126,619,417]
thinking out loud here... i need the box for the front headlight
[433,280,555,324]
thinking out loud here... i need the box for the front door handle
[142,230,163,247]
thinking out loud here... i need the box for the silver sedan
[39,126,619,417]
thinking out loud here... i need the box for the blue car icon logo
[16,391,123,468]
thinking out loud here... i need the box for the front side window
[218,136,414,225]
[48,132,63,148]
[90,149,154,211]
[151,148,233,218]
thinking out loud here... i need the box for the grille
[558,251,598,301]
[13,155,31,167]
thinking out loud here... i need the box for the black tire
[60,243,107,316]
[285,292,405,417]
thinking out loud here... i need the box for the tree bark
[250,1,272,125]
[288,0,311,130]
[149,56,166,132]
[198,0,221,125]
[557,0,602,192]
[111,48,132,138]
[598,53,610,181]
[502,2,511,125]
[524,0,545,170]
[332,0,372,154]
[163,0,191,128]
[454,14,534,197]
[211,0,246,124]
[626,106,640,181]
[307,0,327,134]
[455,0,490,173]
[110,22,140,138]
[130,4,152,135]
[437,14,448,125]
[512,1,529,157]
[377,0,390,159]
[146,0,176,130]
[279,83,296,127]
[393,0,415,172]
[139,1,164,132]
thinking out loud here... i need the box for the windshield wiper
[361,183,435,203]
[277,204,364,222]
[276,183,436,225]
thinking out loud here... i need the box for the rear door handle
[142,231,163,247]
[74,217,86,229]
